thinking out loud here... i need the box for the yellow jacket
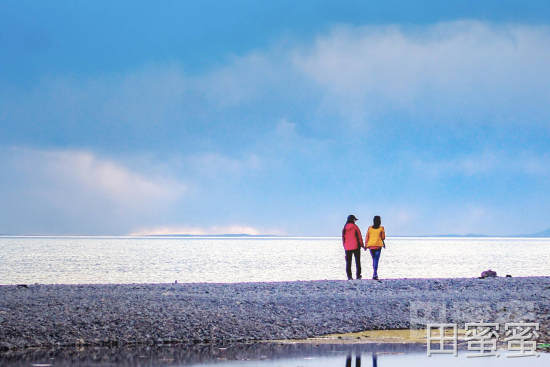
[366,226,385,249]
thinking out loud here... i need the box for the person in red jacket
[342,214,364,280]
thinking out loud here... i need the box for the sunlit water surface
[1,236,549,284]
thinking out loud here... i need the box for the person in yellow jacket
[365,215,385,280]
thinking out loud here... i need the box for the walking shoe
[372,276,379,280]
[357,275,362,280]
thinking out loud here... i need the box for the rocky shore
[1,277,549,351]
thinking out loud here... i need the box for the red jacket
[342,222,364,250]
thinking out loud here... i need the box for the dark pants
[370,249,382,278]
[345,248,361,279]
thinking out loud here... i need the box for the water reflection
[0,343,420,366]
[345,353,379,367]
[1,343,548,367]
[345,354,361,367]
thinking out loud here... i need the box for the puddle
[0,342,547,366]
[271,328,466,344]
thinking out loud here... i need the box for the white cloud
[194,51,286,106]
[183,20,550,127]
[411,151,550,177]
[42,150,184,204]
[129,224,281,236]
[261,117,330,158]
[3,21,550,141]
[275,118,297,137]
[19,148,185,205]
[291,21,550,125]
[2,21,550,235]
[0,147,186,234]
[184,152,262,178]
[4,64,188,130]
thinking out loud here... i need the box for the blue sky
[1,1,550,236]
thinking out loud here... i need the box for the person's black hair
[373,215,381,229]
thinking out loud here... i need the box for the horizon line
[1,234,549,239]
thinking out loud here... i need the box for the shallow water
[0,236,549,284]
[0,343,547,367]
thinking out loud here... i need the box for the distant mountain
[424,230,550,238]
[434,234,491,237]
[530,228,550,237]
[143,233,280,237]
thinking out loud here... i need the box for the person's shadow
[345,353,377,367]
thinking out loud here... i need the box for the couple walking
[342,214,385,280]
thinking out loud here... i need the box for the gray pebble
[0,277,549,351]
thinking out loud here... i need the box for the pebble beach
[1,277,549,351]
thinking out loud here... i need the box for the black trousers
[345,248,361,279]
